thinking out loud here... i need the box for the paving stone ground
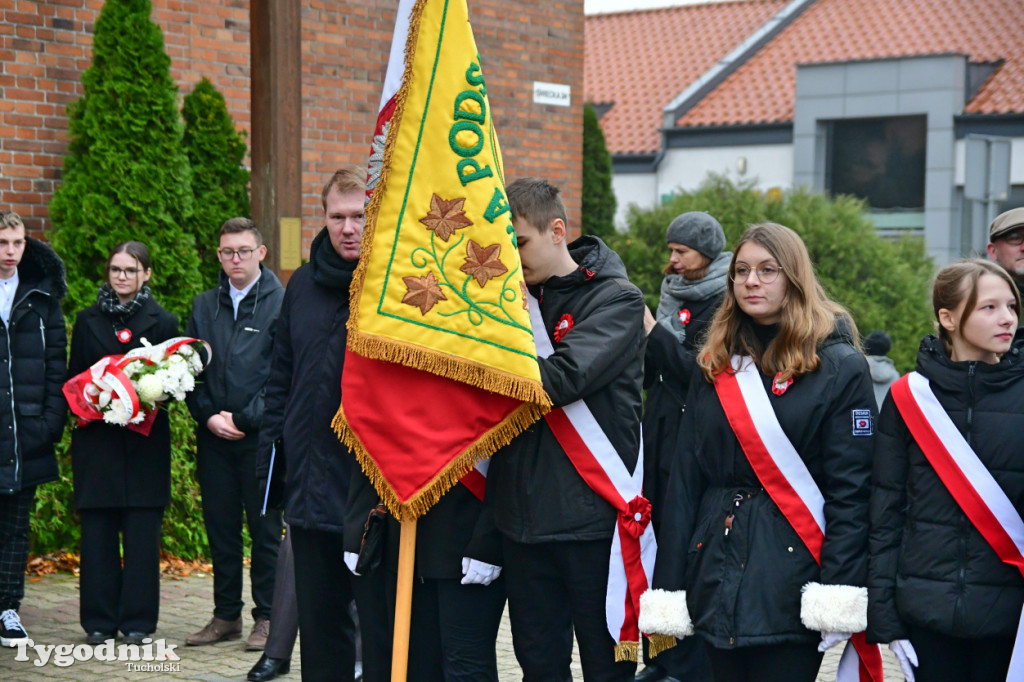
[0,571,902,680]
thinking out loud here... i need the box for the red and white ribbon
[459,459,489,501]
[528,292,655,659]
[715,356,883,682]
[892,372,1024,682]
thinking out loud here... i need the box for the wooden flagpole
[391,518,417,682]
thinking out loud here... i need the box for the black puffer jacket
[256,232,355,533]
[488,236,646,543]
[643,291,723,531]
[653,323,875,648]
[185,266,284,442]
[868,335,1024,643]
[0,238,67,494]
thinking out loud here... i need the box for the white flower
[98,390,112,409]
[103,400,130,426]
[137,374,166,404]
[179,372,195,393]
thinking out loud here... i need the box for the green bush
[183,77,251,288]
[48,0,201,324]
[607,175,935,371]
[582,103,616,239]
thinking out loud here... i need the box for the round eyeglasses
[730,263,783,284]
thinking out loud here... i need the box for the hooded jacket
[185,266,285,443]
[647,322,876,648]
[865,354,900,410]
[0,237,67,493]
[487,236,646,543]
[867,334,1024,643]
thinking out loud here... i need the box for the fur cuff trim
[638,589,693,638]
[800,582,867,633]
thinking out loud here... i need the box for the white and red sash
[528,293,656,662]
[891,371,1024,682]
[459,460,489,501]
[714,356,883,682]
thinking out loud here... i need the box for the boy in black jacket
[488,179,646,682]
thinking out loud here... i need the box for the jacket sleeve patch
[851,409,873,436]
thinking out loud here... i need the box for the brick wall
[0,0,583,251]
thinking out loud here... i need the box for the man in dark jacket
[488,179,646,681]
[0,210,66,647]
[256,167,388,682]
[185,218,285,650]
[987,207,1024,327]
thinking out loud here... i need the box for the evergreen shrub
[607,175,935,371]
[582,103,616,239]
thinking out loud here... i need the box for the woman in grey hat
[637,211,729,682]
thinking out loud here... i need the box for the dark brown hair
[505,178,567,234]
[933,259,1021,353]
[218,217,263,245]
[106,241,151,274]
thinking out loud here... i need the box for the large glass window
[827,115,927,211]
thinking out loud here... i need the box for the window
[826,115,926,211]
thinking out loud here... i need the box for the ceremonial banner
[334,0,550,520]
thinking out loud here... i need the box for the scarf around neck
[309,226,356,291]
[97,283,150,325]
[655,251,731,344]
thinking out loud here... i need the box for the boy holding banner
[488,178,647,682]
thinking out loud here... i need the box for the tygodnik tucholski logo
[13,636,181,671]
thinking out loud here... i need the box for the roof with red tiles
[584,0,789,155]
[678,0,1024,127]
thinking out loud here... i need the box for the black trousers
[705,641,823,682]
[502,537,636,682]
[265,527,298,660]
[196,440,282,621]
[0,486,35,611]
[642,632,712,681]
[383,574,506,682]
[290,526,391,682]
[909,625,1014,682]
[79,507,163,634]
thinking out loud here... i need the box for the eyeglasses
[217,248,257,261]
[109,266,141,278]
[998,231,1024,246]
[730,263,783,284]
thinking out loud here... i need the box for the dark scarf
[309,226,356,291]
[97,283,151,325]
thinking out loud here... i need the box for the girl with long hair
[640,223,877,682]
[868,259,1024,682]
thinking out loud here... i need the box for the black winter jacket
[185,267,284,445]
[643,291,723,531]
[69,297,179,509]
[256,238,355,533]
[488,236,646,543]
[0,238,67,494]
[868,335,1024,642]
[652,324,876,648]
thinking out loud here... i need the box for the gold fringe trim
[614,641,639,663]
[348,331,551,407]
[332,399,547,521]
[347,0,428,335]
[646,634,677,658]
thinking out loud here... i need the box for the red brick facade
[0,0,583,249]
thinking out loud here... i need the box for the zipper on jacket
[2,322,19,492]
[965,362,976,447]
[39,317,45,349]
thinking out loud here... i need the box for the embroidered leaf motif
[420,193,473,241]
[460,240,508,288]
[402,271,448,315]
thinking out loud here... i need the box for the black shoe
[247,653,291,681]
[635,664,667,682]
[121,631,150,646]
[0,609,29,647]
[86,631,116,645]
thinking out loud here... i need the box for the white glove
[343,551,360,576]
[817,631,851,653]
[460,557,501,586]
[889,639,918,682]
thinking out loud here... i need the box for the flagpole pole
[391,518,417,682]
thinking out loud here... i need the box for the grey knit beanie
[665,211,726,261]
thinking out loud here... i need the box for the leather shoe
[122,631,149,646]
[186,616,242,645]
[85,631,115,645]
[247,653,291,681]
[635,664,666,682]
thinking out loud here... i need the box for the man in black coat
[256,167,388,682]
[488,179,646,682]
[185,218,285,650]
[0,211,66,647]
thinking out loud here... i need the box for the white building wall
[657,144,794,198]
[611,172,658,229]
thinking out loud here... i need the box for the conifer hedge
[607,175,935,372]
[582,103,617,239]
[183,77,251,288]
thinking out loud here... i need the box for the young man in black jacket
[0,210,67,647]
[488,179,646,681]
[185,218,285,650]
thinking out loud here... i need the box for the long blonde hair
[698,223,856,382]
